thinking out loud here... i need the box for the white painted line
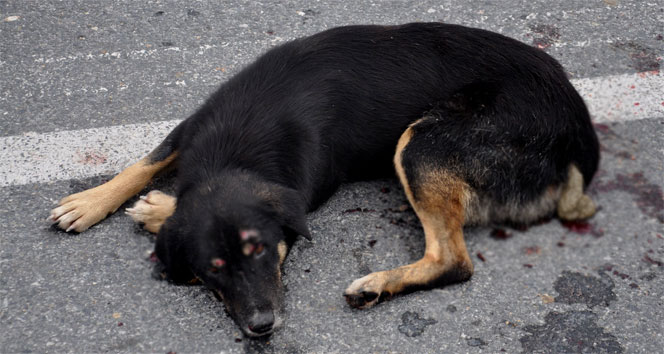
[31,44,223,64]
[574,71,663,123]
[0,120,181,187]
[0,72,662,187]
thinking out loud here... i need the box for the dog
[48,23,599,337]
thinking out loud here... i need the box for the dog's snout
[247,311,275,335]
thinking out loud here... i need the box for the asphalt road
[1,1,663,353]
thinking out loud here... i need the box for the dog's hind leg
[344,125,473,309]
[48,122,184,233]
[557,165,596,221]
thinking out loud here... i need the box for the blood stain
[342,207,375,214]
[491,228,513,240]
[590,172,664,223]
[77,151,108,165]
[561,220,605,237]
[476,252,486,262]
[612,270,630,279]
[643,253,663,267]
[524,246,541,255]
[593,123,612,135]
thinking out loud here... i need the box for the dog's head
[155,174,310,337]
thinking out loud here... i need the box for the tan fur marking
[49,152,178,232]
[557,165,596,220]
[126,190,177,233]
[393,126,415,204]
[345,126,473,308]
[278,241,288,266]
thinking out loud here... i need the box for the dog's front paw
[126,190,176,233]
[343,272,390,309]
[48,186,119,232]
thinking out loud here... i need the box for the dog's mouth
[214,290,283,337]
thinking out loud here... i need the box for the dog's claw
[127,190,176,234]
[344,272,389,309]
[344,291,380,309]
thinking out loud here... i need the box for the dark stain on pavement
[379,205,421,229]
[519,311,623,353]
[612,41,661,72]
[528,23,560,49]
[554,271,616,307]
[643,253,663,267]
[352,247,372,275]
[561,220,605,237]
[467,337,488,347]
[590,172,664,223]
[491,228,513,240]
[398,311,437,337]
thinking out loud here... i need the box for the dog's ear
[155,216,196,283]
[273,187,311,240]
[283,208,311,240]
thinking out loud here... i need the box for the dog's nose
[249,311,274,335]
[247,311,275,335]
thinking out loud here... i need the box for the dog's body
[49,23,599,336]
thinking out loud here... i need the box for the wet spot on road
[491,228,513,240]
[379,205,420,229]
[640,272,657,281]
[528,23,560,49]
[612,41,661,72]
[561,220,605,237]
[398,311,437,337]
[554,271,616,307]
[642,253,663,267]
[352,248,372,275]
[593,123,614,135]
[520,311,623,353]
[476,251,486,262]
[342,207,376,214]
[590,172,664,223]
[467,337,488,347]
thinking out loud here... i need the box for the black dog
[49,23,599,337]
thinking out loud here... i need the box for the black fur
[151,23,599,336]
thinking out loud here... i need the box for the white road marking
[573,71,662,123]
[0,72,662,187]
[31,44,221,64]
[0,120,181,187]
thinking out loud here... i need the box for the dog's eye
[209,257,225,273]
[254,243,264,255]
